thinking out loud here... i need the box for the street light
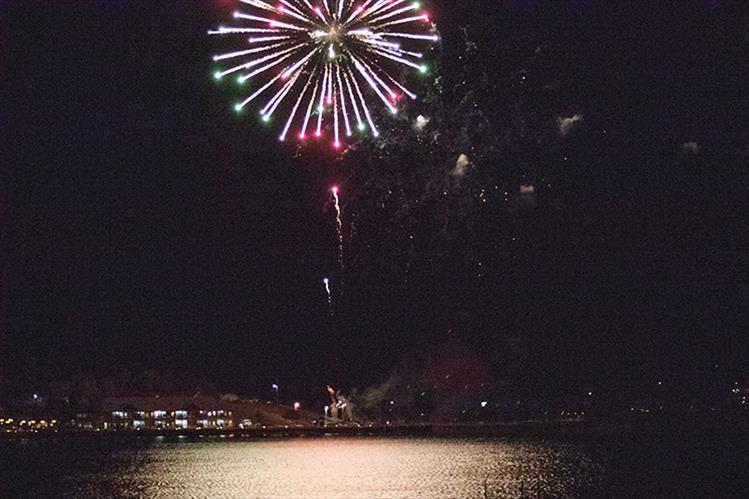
[272,384,279,404]
[294,402,300,411]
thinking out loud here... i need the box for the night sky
[2,1,748,404]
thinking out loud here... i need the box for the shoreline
[4,417,749,440]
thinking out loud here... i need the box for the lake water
[2,434,747,498]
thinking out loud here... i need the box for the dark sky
[2,1,748,402]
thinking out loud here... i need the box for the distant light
[588,391,593,396]
[293,402,300,411]
[272,384,279,390]
[480,401,488,408]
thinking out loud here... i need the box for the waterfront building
[101,396,234,430]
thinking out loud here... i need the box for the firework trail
[331,185,344,269]
[322,276,335,319]
[209,0,438,148]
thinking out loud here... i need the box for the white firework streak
[279,65,317,141]
[335,65,352,136]
[345,65,379,137]
[210,0,438,147]
[342,68,364,131]
[334,190,343,267]
[316,63,329,137]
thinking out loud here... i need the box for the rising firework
[322,277,334,318]
[330,185,344,268]
[209,0,438,148]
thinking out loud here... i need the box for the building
[101,395,235,430]
[0,415,60,433]
[95,394,312,431]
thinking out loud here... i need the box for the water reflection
[5,433,748,497]
[74,438,603,498]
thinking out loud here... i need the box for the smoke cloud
[452,154,471,177]
[681,142,700,154]
[558,114,583,136]
[413,115,431,133]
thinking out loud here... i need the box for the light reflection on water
[72,437,603,498]
[5,433,749,497]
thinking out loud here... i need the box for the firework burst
[209,0,438,148]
